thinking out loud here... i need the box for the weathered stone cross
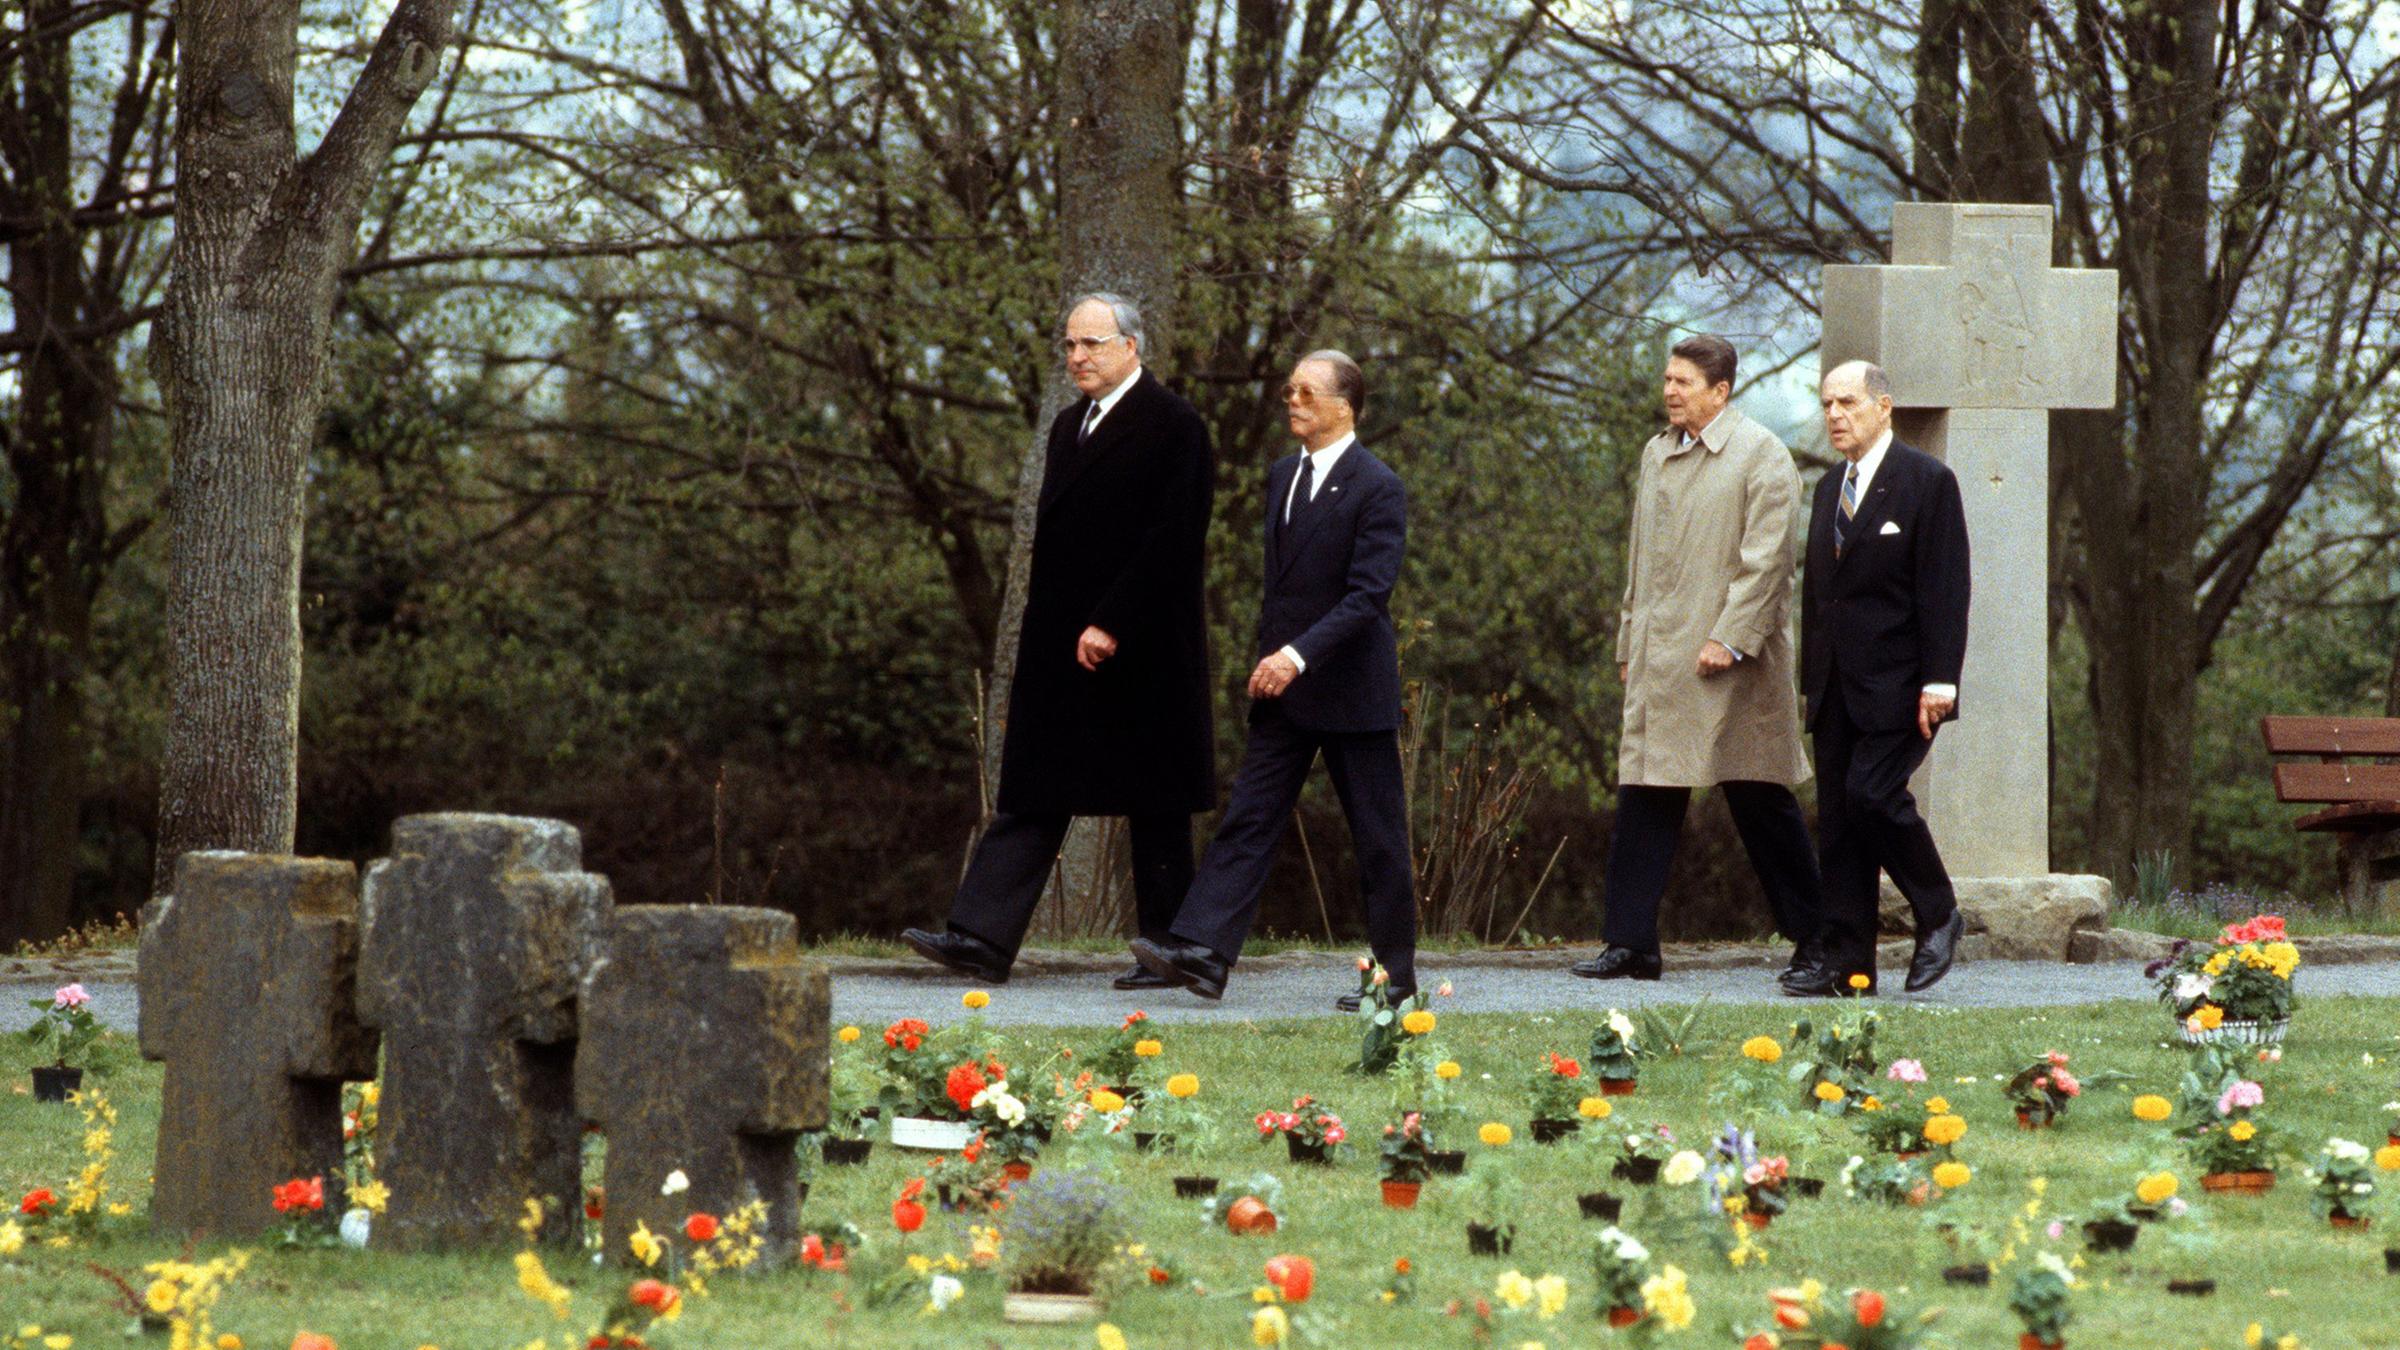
[140,852,379,1236]
[1823,202,2117,878]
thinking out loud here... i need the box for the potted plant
[1202,1173,1285,1235]
[1840,1152,1932,1207]
[2146,913,2299,1043]
[1136,1069,1217,1161]
[1377,1112,1434,1208]
[2307,1137,2379,1227]
[2080,1180,2168,1251]
[1085,1010,1161,1098]
[1254,1096,1346,1164]
[923,1137,1009,1213]
[1857,1094,1935,1157]
[2185,1079,2281,1191]
[2007,1253,2076,1350]
[815,1030,883,1165]
[1347,960,1440,1075]
[875,1016,1001,1149]
[1523,1052,1586,1142]
[1585,1010,1640,1095]
[2383,1099,2400,1149]
[2003,1051,2081,1128]
[1388,1036,1468,1173]
[1458,1152,1520,1255]
[1787,1009,1883,1115]
[1588,1225,1651,1327]
[997,1168,1131,1324]
[1610,1123,1678,1183]
[22,983,99,1102]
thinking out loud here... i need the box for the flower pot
[2178,1015,2290,1046]
[2382,1247,2399,1274]
[1132,1131,1165,1152]
[2020,1337,2064,1350]
[1613,1156,1662,1184]
[30,1065,81,1103]
[889,1116,978,1151]
[1002,1291,1101,1325]
[1381,1180,1421,1209]
[2082,1218,2139,1252]
[1528,1117,1577,1144]
[820,1138,874,1166]
[1577,1192,1622,1222]
[1742,1209,1771,1230]
[1427,1149,1466,1176]
[1225,1196,1277,1235]
[2332,1214,2371,1230]
[1285,1135,1331,1166]
[2200,1170,2275,1193]
[1464,1222,1513,1256]
[1599,1076,1636,1097]
[1606,1306,1641,1329]
[1792,1177,1826,1199]
[2166,1278,2216,1296]
[1001,1160,1033,1182]
[1941,1263,1990,1286]
[1172,1176,1218,1200]
[1894,1149,1926,1161]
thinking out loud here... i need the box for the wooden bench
[2259,715,2400,915]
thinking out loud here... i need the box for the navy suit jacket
[1800,439,1971,733]
[1254,443,1406,733]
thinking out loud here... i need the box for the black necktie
[1079,403,1102,445]
[1285,456,1315,529]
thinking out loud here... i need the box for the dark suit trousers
[1168,703,1417,988]
[1600,782,1824,956]
[1812,697,1959,978]
[948,811,1193,961]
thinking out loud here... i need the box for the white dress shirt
[1078,366,1143,438]
[1839,429,1954,702]
[1275,433,1357,674]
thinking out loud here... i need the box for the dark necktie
[1079,403,1102,445]
[1835,464,1858,556]
[1285,455,1316,529]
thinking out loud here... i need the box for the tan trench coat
[1613,405,1811,787]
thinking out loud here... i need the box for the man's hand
[1618,661,1628,686]
[1076,625,1119,671]
[1695,640,1735,678]
[1249,650,1301,699]
[1918,689,1956,739]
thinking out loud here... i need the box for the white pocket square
[1877,521,1902,536]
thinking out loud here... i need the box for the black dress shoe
[1906,909,1966,993]
[1112,964,1175,991]
[900,927,1011,984]
[1780,964,1869,998]
[1570,946,1663,981]
[1129,936,1230,1000]
[1335,985,1417,1013]
[1782,937,1825,985]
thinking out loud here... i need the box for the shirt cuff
[1923,683,1957,700]
[1726,645,1745,662]
[1279,645,1306,673]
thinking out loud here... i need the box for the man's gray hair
[1064,292,1145,347]
[1826,358,1893,402]
[1300,348,1366,415]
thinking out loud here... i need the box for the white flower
[2036,1250,2078,1284]
[2330,1138,2372,1163]
[661,1169,690,1196]
[1661,1150,1705,1186]
[2355,1182,2376,1194]
[2172,973,2214,1003]
[928,1273,964,1311]
[1598,1227,1648,1262]
[1606,1010,1636,1043]
[972,1082,1027,1126]
[339,1208,372,1249]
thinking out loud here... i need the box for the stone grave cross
[139,852,380,1236]
[1822,202,2117,878]
[577,905,829,1268]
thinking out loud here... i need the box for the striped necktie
[1835,465,1858,555]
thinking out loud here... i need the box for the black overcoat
[996,369,1217,815]
[1800,439,1972,733]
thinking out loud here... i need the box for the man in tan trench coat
[1571,335,1826,992]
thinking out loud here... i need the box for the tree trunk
[982,0,1185,933]
[151,0,454,892]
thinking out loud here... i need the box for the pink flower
[1744,1163,1768,1186]
[2046,1220,2064,1239]
[1324,1123,1346,1144]
[1886,1059,1927,1083]
[2045,1050,2070,1069]
[1372,967,1389,986]
[2217,1080,2263,1115]
[1255,1112,1279,1136]
[2052,1071,2080,1097]
[52,983,88,1009]
[1357,956,1373,972]
[1437,981,1454,997]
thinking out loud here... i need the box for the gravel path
[12,952,2400,1034]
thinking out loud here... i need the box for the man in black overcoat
[1131,349,1419,1009]
[903,293,1216,987]
[1788,359,1971,998]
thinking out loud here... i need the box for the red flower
[1122,1010,1149,1029]
[1744,1337,1778,1350]
[19,1188,58,1215]
[684,1212,721,1243]
[893,1177,927,1233]
[1395,1258,1412,1275]
[629,1278,680,1313]
[584,1188,605,1222]
[272,1175,326,1214]
[1264,1254,1315,1303]
[947,1062,990,1112]
[883,1018,930,1052]
[1148,1266,1170,1285]
[290,1336,337,1350]
[1853,1289,1886,1327]
[1548,1053,1583,1079]
[961,1134,984,1163]
[801,1233,827,1266]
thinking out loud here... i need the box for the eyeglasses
[1280,382,1346,406]
[1057,334,1129,356]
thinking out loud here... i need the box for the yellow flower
[1639,1264,1695,1330]
[2262,941,2300,978]
[2196,1004,2225,1030]
[2132,1095,2172,1122]
[1578,1096,1613,1120]
[963,990,991,1010]
[630,1221,664,1267]
[1924,1096,1950,1114]
[1479,1122,1514,1147]
[351,1180,390,1214]
[1251,1285,1277,1304]
[0,1221,24,1257]
[1814,1081,1846,1103]
[1402,1010,1437,1036]
[1861,1095,1883,1111]
[2375,1144,2400,1171]
[1534,1274,1569,1319]
[2135,1172,2178,1206]
[1134,1039,1164,1058]
[1251,1305,1289,1346]
[144,1280,179,1314]
[217,1338,244,1350]
[43,1338,70,1350]
[2246,1322,2264,1348]
[1740,1036,1782,1063]
[1495,1269,1534,1310]
[1166,1074,1199,1099]
[838,1025,861,1043]
[1089,1089,1126,1114]
[1436,1061,1463,1080]
[1933,1161,1971,1189]
[512,1251,571,1318]
[2204,952,2231,977]
[2230,1120,2258,1142]
[1923,1114,1967,1147]
[1096,1325,1128,1350]
[1847,973,1871,991]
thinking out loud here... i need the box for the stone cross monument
[139,852,379,1236]
[1822,202,2116,880]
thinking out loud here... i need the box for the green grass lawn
[5,997,2398,1348]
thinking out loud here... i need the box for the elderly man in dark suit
[903,293,1216,987]
[1789,359,1971,997]
[1131,349,1416,1010]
